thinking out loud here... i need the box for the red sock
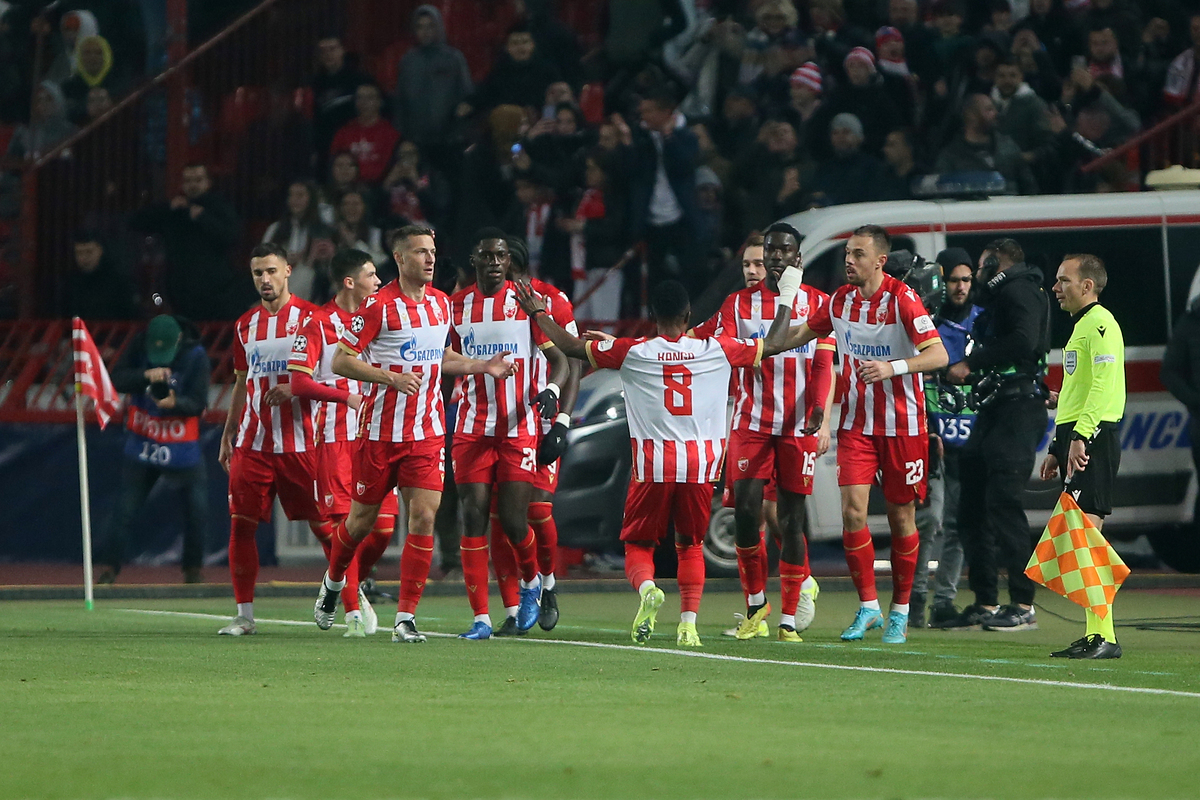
[757,526,771,580]
[460,535,490,615]
[510,528,539,583]
[890,533,919,606]
[229,516,259,604]
[779,558,811,616]
[328,520,359,583]
[342,551,361,611]
[356,520,394,579]
[310,519,333,560]
[490,514,520,609]
[675,544,705,615]
[736,542,766,600]
[843,527,878,602]
[624,542,656,591]
[398,533,435,614]
[529,501,557,576]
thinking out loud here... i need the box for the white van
[780,191,1200,571]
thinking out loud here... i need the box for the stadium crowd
[2,0,1198,322]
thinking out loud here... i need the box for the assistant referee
[1040,253,1125,660]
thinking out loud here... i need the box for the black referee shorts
[1052,421,1121,517]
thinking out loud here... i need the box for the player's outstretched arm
[857,340,949,384]
[514,280,588,360]
[332,346,421,395]
[441,348,517,379]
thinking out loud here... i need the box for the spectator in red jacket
[330,83,400,185]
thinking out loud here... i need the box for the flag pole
[75,387,95,611]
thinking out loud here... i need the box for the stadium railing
[1081,98,1200,184]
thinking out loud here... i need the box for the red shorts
[726,429,819,496]
[620,481,714,546]
[229,448,322,522]
[836,428,927,505]
[320,441,399,515]
[533,459,560,494]
[452,433,540,485]
[353,437,445,506]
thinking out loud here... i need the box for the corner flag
[1025,491,1130,619]
[71,318,120,609]
[72,318,119,427]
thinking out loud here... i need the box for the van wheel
[703,506,740,578]
[1148,525,1200,573]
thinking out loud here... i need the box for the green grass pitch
[3,589,1200,799]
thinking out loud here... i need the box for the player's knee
[407,503,437,536]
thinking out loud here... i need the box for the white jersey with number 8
[585,334,763,483]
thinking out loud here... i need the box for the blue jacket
[928,304,981,448]
[627,122,700,238]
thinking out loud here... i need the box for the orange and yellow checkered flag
[1025,491,1130,619]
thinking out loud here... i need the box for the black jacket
[967,262,1051,378]
[1161,308,1200,412]
[110,317,209,419]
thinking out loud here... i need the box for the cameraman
[97,315,211,584]
[945,239,1051,631]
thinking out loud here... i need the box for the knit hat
[830,112,864,138]
[790,62,822,94]
[936,247,973,271]
[875,26,903,50]
[845,46,876,73]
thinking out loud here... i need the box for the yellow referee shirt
[1056,303,1125,439]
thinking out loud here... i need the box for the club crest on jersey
[356,482,366,495]
[1064,350,1077,375]
[286,320,299,335]
[324,493,334,507]
[351,316,365,334]
[737,458,749,472]
[503,300,519,319]
[431,303,444,324]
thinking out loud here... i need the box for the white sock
[861,599,881,611]
[324,572,347,592]
[504,605,518,619]
[519,575,541,590]
[892,603,910,615]
[237,602,253,620]
[395,612,414,625]
[540,572,556,591]
[747,591,766,607]
[801,576,816,591]
[345,610,362,622]
[680,611,697,624]
[474,613,492,626]
[780,613,796,628]
[638,580,656,596]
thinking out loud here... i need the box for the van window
[947,228,1167,347]
[1167,226,1200,321]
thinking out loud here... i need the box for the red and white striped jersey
[451,281,553,438]
[233,295,320,453]
[529,278,578,430]
[586,334,763,483]
[339,280,451,443]
[693,282,836,436]
[286,300,360,444]
[807,274,942,437]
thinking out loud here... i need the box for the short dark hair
[997,54,1022,70]
[331,248,373,285]
[650,280,690,322]
[763,221,802,245]
[250,242,288,262]
[73,229,102,245]
[641,84,679,112]
[472,227,509,251]
[389,224,435,251]
[852,224,891,254]
[1065,253,1107,294]
[983,238,1024,266]
[1089,23,1116,37]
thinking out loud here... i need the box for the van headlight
[574,394,626,427]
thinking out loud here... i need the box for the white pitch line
[120,608,1198,699]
